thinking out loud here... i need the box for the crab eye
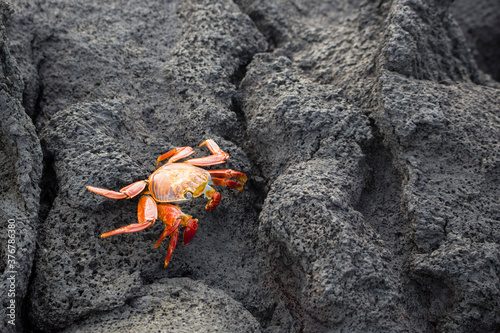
[185,191,193,199]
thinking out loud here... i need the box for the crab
[86,139,247,268]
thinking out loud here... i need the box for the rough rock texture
[1,0,499,332]
[0,3,42,332]
[451,0,500,82]
[61,278,262,333]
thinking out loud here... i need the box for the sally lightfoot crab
[86,139,247,268]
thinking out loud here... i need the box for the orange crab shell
[148,163,212,203]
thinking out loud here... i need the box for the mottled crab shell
[148,163,211,203]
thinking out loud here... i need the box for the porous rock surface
[61,278,262,333]
[1,0,499,332]
[0,2,42,331]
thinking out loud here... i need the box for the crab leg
[162,229,179,269]
[211,177,245,192]
[208,169,247,184]
[100,194,157,238]
[185,139,229,166]
[155,204,199,268]
[155,216,181,248]
[86,180,148,199]
[155,146,195,169]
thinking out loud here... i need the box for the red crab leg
[164,229,179,269]
[100,194,157,238]
[155,217,182,248]
[155,204,199,268]
[155,205,182,246]
[208,169,247,184]
[155,146,195,169]
[185,139,229,166]
[86,180,148,199]
[211,177,244,192]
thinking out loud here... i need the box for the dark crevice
[37,144,58,225]
[20,145,58,333]
[28,32,56,225]
[229,96,266,216]
[14,30,53,333]
[227,51,267,215]
[229,3,280,208]
[451,0,500,82]
[21,262,43,333]
[23,59,56,332]
[30,76,44,126]
[229,59,249,88]
[229,96,245,129]
[247,11,283,52]
[233,1,285,52]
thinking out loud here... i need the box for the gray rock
[1,0,499,332]
[238,0,500,331]
[239,38,409,333]
[7,0,272,331]
[30,101,145,330]
[375,2,500,331]
[61,278,263,333]
[451,0,500,82]
[377,65,500,333]
[0,2,42,332]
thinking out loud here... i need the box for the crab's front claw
[154,217,182,269]
[208,169,248,184]
[232,171,247,184]
[183,218,198,245]
[205,191,221,210]
[211,178,245,192]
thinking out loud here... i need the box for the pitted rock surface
[0,3,42,331]
[61,278,262,333]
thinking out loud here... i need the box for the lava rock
[61,278,263,333]
[7,0,272,331]
[451,0,500,82]
[0,3,42,332]
[239,48,409,332]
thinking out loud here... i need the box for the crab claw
[183,218,198,245]
[205,191,221,210]
[208,169,247,184]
